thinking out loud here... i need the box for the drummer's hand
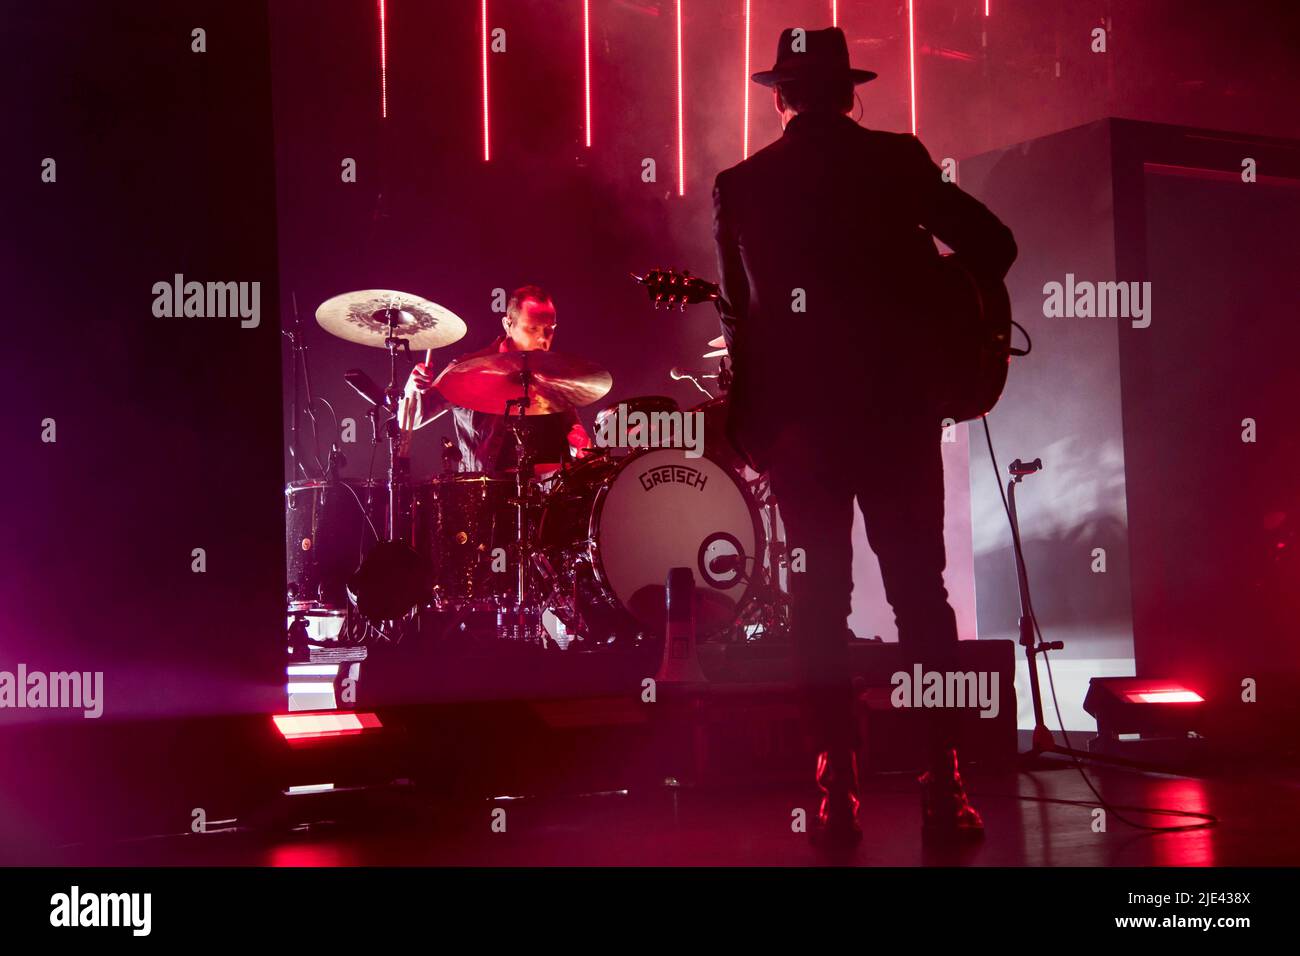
[569,423,593,459]
[411,362,438,392]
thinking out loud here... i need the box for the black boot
[810,748,862,847]
[918,748,984,842]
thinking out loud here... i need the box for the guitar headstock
[633,268,721,310]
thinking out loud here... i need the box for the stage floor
[31,754,1300,867]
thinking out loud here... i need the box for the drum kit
[285,287,790,656]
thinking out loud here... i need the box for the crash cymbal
[315,290,467,351]
[434,350,613,416]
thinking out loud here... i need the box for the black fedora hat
[751,26,877,87]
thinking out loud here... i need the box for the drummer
[399,284,594,475]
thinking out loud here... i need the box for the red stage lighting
[273,711,383,742]
[742,0,751,159]
[584,0,592,147]
[481,0,491,161]
[1126,689,1205,705]
[907,0,918,136]
[377,0,388,118]
[676,0,684,195]
[1083,678,1206,738]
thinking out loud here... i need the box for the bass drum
[542,448,764,638]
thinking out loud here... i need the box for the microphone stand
[282,292,320,480]
[1011,458,1161,771]
[344,304,429,626]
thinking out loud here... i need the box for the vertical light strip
[378,0,388,118]
[985,0,990,15]
[481,0,490,161]
[742,0,751,159]
[583,0,592,147]
[907,0,917,135]
[676,0,684,195]
[832,1,838,27]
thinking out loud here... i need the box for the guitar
[634,259,1019,423]
[631,268,722,310]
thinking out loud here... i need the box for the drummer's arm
[399,362,451,430]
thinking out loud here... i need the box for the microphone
[326,444,346,483]
[440,436,460,475]
[670,366,720,381]
[345,369,388,408]
[670,366,716,399]
[708,554,743,575]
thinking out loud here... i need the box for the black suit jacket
[712,112,1017,471]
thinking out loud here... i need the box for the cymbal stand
[504,355,539,643]
[377,302,412,540]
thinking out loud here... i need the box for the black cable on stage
[976,411,1218,833]
[312,395,341,445]
[336,476,380,547]
[855,780,1216,833]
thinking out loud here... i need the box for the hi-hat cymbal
[703,334,727,358]
[316,290,467,351]
[434,349,613,416]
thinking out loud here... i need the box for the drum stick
[399,389,415,456]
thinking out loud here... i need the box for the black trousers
[766,418,961,772]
